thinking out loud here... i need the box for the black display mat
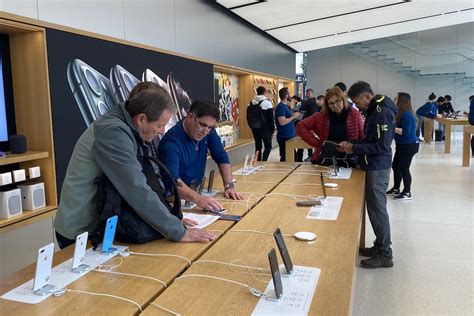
[46,28,214,194]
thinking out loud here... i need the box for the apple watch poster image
[110,65,141,103]
[142,69,178,132]
[168,72,192,120]
[67,59,118,126]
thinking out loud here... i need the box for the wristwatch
[224,183,235,190]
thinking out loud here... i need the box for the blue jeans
[365,168,392,257]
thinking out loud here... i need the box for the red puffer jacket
[296,109,365,161]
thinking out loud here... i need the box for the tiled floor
[267,134,473,315]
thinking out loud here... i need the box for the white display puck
[294,232,317,241]
[324,182,338,188]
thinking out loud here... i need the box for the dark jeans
[277,137,293,162]
[392,143,419,193]
[471,136,474,156]
[416,114,424,138]
[366,169,392,257]
[251,129,272,161]
[56,231,75,249]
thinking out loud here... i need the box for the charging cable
[194,259,271,283]
[228,229,293,237]
[175,274,267,298]
[52,287,142,312]
[149,302,182,315]
[127,251,192,267]
[92,269,167,288]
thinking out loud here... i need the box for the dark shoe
[386,188,400,195]
[359,246,377,257]
[394,192,412,200]
[360,255,393,269]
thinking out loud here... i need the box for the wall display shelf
[0,19,57,235]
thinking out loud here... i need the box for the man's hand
[339,141,354,154]
[182,218,198,228]
[180,228,216,243]
[195,195,223,211]
[436,114,442,118]
[224,188,244,200]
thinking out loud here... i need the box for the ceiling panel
[216,0,474,52]
[229,0,401,31]
[217,0,260,8]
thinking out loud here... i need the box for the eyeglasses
[194,116,215,131]
[328,99,343,106]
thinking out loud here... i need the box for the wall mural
[214,72,239,124]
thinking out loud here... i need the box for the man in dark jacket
[468,95,474,156]
[339,81,396,269]
[248,86,275,161]
[298,88,318,160]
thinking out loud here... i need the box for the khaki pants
[424,117,434,143]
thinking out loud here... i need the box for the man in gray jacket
[54,84,215,248]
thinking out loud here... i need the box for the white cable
[233,180,279,184]
[175,274,265,298]
[93,269,167,288]
[97,257,123,272]
[127,251,192,267]
[278,182,322,186]
[149,302,181,315]
[228,229,293,237]
[229,259,271,283]
[194,259,270,273]
[63,287,142,312]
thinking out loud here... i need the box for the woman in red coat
[296,86,364,165]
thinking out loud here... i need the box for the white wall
[0,0,295,78]
[306,47,473,116]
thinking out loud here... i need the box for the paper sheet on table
[329,167,352,179]
[183,212,220,229]
[306,196,343,221]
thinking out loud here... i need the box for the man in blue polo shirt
[275,87,301,161]
[159,99,243,211]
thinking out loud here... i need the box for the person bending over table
[296,86,364,165]
[54,83,215,249]
[158,99,244,211]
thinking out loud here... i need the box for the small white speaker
[0,188,23,219]
[18,182,46,211]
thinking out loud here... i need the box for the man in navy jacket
[340,81,396,269]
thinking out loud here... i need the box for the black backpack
[246,100,265,130]
[90,155,182,248]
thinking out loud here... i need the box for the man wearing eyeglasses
[158,99,244,211]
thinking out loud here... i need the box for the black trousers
[56,231,75,249]
[471,136,474,156]
[251,129,272,161]
[277,137,296,162]
[392,143,419,193]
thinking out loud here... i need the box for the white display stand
[252,265,320,316]
[306,197,343,221]
[1,245,128,304]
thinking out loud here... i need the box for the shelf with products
[0,20,57,235]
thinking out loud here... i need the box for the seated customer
[54,84,215,249]
[159,99,244,211]
[296,86,364,165]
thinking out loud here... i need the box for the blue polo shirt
[275,102,296,140]
[158,121,230,190]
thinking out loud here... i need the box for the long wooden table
[285,136,313,162]
[462,125,474,167]
[143,164,366,315]
[0,162,297,315]
[434,116,470,153]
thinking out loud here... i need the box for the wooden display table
[462,125,474,167]
[144,165,366,315]
[434,117,470,153]
[0,162,296,315]
[285,136,313,162]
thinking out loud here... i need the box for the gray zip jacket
[54,102,186,241]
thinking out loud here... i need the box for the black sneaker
[360,255,393,269]
[359,246,377,257]
[386,188,400,195]
[394,192,412,200]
